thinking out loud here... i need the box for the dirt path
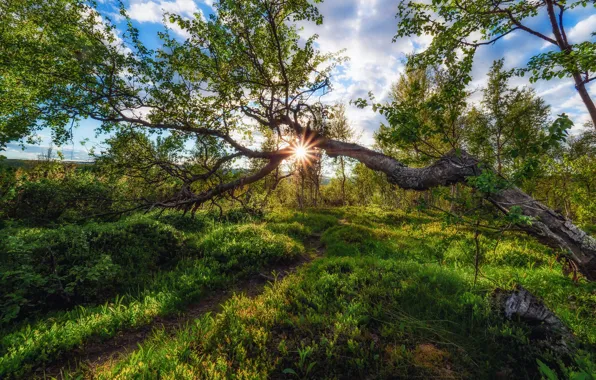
[37,234,325,379]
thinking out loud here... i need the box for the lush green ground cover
[88,208,596,379]
[0,210,321,378]
[2,207,596,379]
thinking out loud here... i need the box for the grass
[92,259,533,378]
[3,206,596,379]
[77,207,596,379]
[0,210,313,378]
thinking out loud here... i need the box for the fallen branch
[493,285,575,356]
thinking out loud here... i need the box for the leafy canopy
[395,0,596,84]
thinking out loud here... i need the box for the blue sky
[4,0,595,160]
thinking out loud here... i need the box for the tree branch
[157,147,293,210]
[319,137,596,280]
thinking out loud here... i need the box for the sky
[4,0,596,160]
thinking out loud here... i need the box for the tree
[535,128,596,224]
[327,103,357,205]
[466,59,552,179]
[0,0,120,149]
[3,0,596,280]
[396,0,596,128]
[375,64,471,209]
[376,62,470,165]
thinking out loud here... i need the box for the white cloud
[127,0,202,37]
[129,0,198,22]
[297,0,431,146]
[568,14,596,44]
[503,31,517,41]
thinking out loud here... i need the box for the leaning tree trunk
[321,139,596,281]
[157,126,596,280]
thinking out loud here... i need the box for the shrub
[223,207,264,223]
[0,163,17,221]
[153,211,210,233]
[321,224,397,258]
[265,209,338,234]
[0,217,186,326]
[9,174,114,225]
[197,224,304,275]
[265,221,311,239]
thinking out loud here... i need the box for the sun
[294,145,307,160]
[291,142,314,164]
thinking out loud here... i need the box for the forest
[1,0,596,378]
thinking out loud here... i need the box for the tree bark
[340,156,347,206]
[544,0,596,128]
[573,73,596,127]
[321,139,596,280]
[494,285,575,356]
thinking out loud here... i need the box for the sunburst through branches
[294,145,307,160]
[291,136,317,165]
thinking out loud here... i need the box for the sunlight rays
[290,130,318,165]
[291,141,315,164]
[294,145,307,160]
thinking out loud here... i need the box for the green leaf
[283,368,298,375]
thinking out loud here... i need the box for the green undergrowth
[87,207,596,379]
[93,257,595,379]
[0,209,318,378]
[264,209,339,236]
[0,215,188,326]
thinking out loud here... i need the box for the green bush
[265,209,338,234]
[0,217,186,326]
[197,224,304,275]
[9,174,114,225]
[265,221,311,239]
[0,164,17,221]
[222,208,264,223]
[153,211,210,233]
[321,224,399,258]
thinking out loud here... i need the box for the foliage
[1,207,595,378]
[264,209,338,235]
[2,0,596,377]
[0,215,187,326]
[0,160,121,225]
[0,0,351,216]
[324,103,358,205]
[10,173,112,225]
[466,59,559,179]
[0,162,17,222]
[374,62,471,165]
[395,0,596,104]
[197,224,304,275]
[0,0,121,148]
[534,130,596,227]
[466,170,508,195]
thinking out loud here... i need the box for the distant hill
[0,159,94,169]
[0,159,332,183]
